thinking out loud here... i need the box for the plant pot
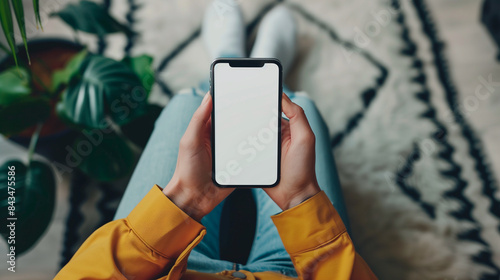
[0,38,84,163]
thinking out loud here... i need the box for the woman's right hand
[264,94,321,210]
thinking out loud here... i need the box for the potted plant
[0,0,161,255]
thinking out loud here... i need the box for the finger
[281,118,290,136]
[183,93,212,145]
[281,117,289,126]
[281,93,314,140]
[203,116,212,138]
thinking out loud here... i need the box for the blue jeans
[114,87,350,278]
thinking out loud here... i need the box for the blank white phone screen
[213,62,280,186]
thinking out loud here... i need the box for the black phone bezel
[210,58,282,188]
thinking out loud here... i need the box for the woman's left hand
[162,93,234,222]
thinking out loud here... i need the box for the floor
[430,0,500,184]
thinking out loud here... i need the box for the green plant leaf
[51,49,88,92]
[51,0,133,36]
[0,160,56,255]
[0,0,18,66]
[10,0,30,64]
[0,67,31,106]
[121,104,163,148]
[73,132,135,181]
[57,55,147,129]
[0,97,51,136]
[33,0,42,30]
[0,41,10,53]
[122,55,155,94]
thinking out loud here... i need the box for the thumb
[281,93,313,139]
[183,93,212,144]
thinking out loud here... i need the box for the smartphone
[211,58,282,188]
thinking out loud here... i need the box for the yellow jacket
[55,185,377,280]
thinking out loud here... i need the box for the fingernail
[202,92,210,104]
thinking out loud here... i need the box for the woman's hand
[163,93,234,221]
[264,94,321,210]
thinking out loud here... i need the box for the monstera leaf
[122,55,155,94]
[51,49,88,93]
[73,132,135,181]
[56,55,147,129]
[0,160,56,255]
[51,0,133,36]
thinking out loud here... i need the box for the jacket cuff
[126,185,205,258]
[271,191,346,255]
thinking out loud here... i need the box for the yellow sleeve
[54,185,206,280]
[271,191,377,280]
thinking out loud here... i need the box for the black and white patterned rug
[8,0,500,279]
